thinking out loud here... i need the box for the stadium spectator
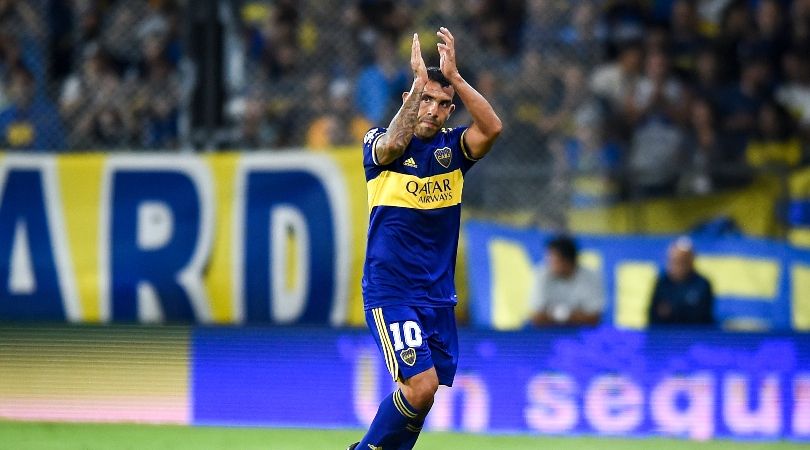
[0,64,65,150]
[743,0,789,77]
[625,49,687,197]
[60,44,132,148]
[716,57,772,162]
[648,236,715,326]
[668,0,708,77]
[246,0,301,80]
[690,47,724,106]
[529,235,605,327]
[679,96,720,195]
[790,0,810,44]
[522,0,567,55]
[776,49,810,138]
[233,92,276,150]
[745,100,803,168]
[552,103,621,208]
[558,1,605,65]
[714,0,754,82]
[129,24,184,149]
[589,41,643,116]
[538,63,591,137]
[468,0,525,59]
[306,78,370,148]
[354,34,409,124]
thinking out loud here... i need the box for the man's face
[410,80,455,139]
[546,249,574,279]
[9,72,34,107]
[666,247,694,282]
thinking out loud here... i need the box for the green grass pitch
[1,421,806,450]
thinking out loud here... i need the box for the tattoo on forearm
[380,87,422,156]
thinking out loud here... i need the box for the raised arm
[373,34,428,166]
[437,27,502,159]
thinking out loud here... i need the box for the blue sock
[395,416,425,450]
[358,389,420,448]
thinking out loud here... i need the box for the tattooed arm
[373,34,428,166]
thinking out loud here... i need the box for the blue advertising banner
[463,220,810,331]
[191,327,810,440]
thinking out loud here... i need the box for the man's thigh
[365,305,434,382]
[420,306,459,387]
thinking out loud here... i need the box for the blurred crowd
[2,0,810,205]
[227,0,810,207]
[0,0,188,151]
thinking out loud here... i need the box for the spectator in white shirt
[529,235,605,327]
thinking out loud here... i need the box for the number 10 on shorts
[389,321,423,350]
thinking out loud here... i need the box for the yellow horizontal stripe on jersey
[367,169,463,211]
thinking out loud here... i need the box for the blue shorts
[365,305,459,387]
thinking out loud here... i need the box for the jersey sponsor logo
[405,177,453,204]
[367,169,463,210]
[403,157,418,168]
[434,147,452,168]
[400,347,417,366]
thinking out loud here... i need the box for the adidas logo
[404,157,418,168]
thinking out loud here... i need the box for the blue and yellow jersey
[361,126,479,309]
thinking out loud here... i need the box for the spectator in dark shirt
[648,237,715,326]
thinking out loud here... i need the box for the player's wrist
[411,77,427,91]
[446,71,463,85]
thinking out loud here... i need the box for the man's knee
[401,369,439,411]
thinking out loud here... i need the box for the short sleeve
[528,266,548,314]
[362,127,387,168]
[454,127,480,172]
[578,268,605,314]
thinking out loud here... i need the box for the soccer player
[348,27,502,450]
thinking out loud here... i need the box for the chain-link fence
[1,0,809,231]
[0,0,192,151]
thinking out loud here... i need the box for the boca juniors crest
[434,147,452,168]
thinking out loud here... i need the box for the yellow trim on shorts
[372,308,399,382]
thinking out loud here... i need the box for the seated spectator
[0,65,64,150]
[529,235,605,327]
[745,100,803,168]
[648,237,715,326]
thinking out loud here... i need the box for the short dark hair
[427,67,451,87]
[547,235,578,264]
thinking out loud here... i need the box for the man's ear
[402,91,409,102]
[449,104,456,116]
